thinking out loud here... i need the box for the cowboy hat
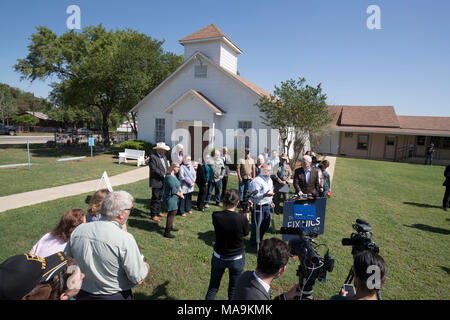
[280,153,288,160]
[153,142,170,151]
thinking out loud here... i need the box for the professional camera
[281,227,334,300]
[239,189,258,213]
[341,218,379,255]
[340,218,382,300]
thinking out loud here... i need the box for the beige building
[317,106,450,163]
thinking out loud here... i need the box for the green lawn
[0,144,138,196]
[0,157,448,300]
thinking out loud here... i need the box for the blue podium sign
[282,197,327,242]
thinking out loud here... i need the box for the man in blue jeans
[249,164,275,249]
[424,143,435,165]
[205,189,249,300]
[237,148,256,214]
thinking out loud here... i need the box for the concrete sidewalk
[0,166,149,213]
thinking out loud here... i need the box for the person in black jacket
[205,189,249,300]
[196,155,212,212]
[232,238,300,300]
[443,165,450,211]
[149,143,170,223]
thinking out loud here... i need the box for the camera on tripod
[280,226,334,300]
[341,218,379,255]
[340,218,382,300]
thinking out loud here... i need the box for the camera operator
[248,164,275,247]
[331,250,387,300]
[232,238,300,300]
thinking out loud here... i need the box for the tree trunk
[127,112,138,137]
[101,111,111,147]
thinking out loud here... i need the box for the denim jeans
[239,179,252,201]
[250,204,271,246]
[205,253,245,300]
[206,180,222,205]
[424,153,433,165]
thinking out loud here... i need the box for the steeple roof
[179,24,242,53]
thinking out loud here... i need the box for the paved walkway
[0,156,337,214]
[0,166,149,213]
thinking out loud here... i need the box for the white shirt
[249,174,273,205]
[253,271,271,295]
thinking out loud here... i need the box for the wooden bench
[118,149,146,166]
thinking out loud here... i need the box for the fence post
[27,140,31,170]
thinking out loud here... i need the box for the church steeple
[179,24,242,74]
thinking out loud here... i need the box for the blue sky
[0,0,449,116]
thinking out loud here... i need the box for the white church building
[131,24,290,162]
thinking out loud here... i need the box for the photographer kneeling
[331,250,387,300]
[232,238,300,300]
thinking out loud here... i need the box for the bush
[119,140,155,157]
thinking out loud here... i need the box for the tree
[12,114,39,130]
[14,25,182,146]
[255,77,333,167]
[0,84,17,125]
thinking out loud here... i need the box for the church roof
[179,24,242,53]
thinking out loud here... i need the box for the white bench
[118,149,146,166]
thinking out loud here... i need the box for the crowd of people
[0,141,390,301]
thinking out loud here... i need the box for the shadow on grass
[403,202,442,209]
[440,266,450,275]
[128,208,164,234]
[134,281,176,300]
[197,230,215,247]
[404,224,450,235]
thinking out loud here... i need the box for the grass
[0,143,138,196]
[0,157,449,300]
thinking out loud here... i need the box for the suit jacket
[149,153,169,189]
[232,271,270,300]
[444,165,450,187]
[293,167,320,196]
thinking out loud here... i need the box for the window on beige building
[357,135,369,150]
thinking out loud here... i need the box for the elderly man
[293,155,321,197]
[149,142,170,223]
[249,164,275,248]
[64,191,149,300]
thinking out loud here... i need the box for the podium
[281,197,327,242]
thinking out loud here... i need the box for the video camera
[340,218,382,300]
[281,226,334,300]
[341,218,379,255]
[240,189,258,213]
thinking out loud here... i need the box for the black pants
[444,186,450,209]
[76,289,133,300]
[197,183,208,210]
[221,175,229,199]
[273,191,289,214]
[150,187,163,217]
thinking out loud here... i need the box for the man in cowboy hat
[271,153,292,214]
[149,142,171,223]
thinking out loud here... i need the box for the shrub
[119,140,155,157]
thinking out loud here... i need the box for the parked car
[0,123,18,135]
[76,128,94,134]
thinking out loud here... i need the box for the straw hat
[153,142,170,151]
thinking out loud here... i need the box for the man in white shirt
[249,164,275,248]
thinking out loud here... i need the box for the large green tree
[256,77,333,166]
[14,25,183,146]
